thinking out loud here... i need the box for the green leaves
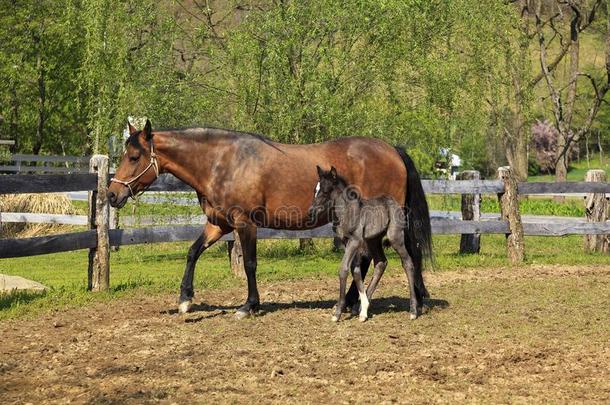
[0,0,539,174]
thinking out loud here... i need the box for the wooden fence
[0,154,91,174]
[1,156,608,291]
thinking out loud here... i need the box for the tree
[534,0,609,182]
[0,0,86,155]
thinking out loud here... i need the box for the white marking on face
[315,182,320,196]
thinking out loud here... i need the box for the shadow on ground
[166,296,450,323]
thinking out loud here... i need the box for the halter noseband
[110,139,159,198]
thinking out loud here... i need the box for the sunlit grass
[1,234,607,320]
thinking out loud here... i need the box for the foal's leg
[388,229,420,320]
[235,224,260,319]
[346,252,372,314]
[333,239,361,322]
[178,222,226,314]
[352,265,369,322]
[365,238,388,301]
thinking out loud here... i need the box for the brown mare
[107,120,432,318]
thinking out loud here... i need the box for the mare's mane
[126,126,281,152]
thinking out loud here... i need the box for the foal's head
[307,165,350,221]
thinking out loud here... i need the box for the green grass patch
[1,234,607,320]
[428,194,585,217]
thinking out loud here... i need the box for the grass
[529,155,610,182]
[1,234,608,320]
[428,194,586,217]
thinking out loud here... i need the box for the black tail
[395,146,433,299]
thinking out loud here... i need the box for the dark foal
[308,166,428,322]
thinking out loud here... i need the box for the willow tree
[219,0,521,173]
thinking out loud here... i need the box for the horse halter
[110,139,159,198]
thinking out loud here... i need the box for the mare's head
[307,165,346,221]
[107,119,159,208]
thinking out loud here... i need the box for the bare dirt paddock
[1,265,609,404]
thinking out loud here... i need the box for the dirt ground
[1,265,609,404]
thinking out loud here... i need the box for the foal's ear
[128,121,138,135]
[316,165,324,178]
[330,166,338,179]
[144,119,153,141]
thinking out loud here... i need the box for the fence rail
[1,160,608,291]
[0,154,91,175]
[0,173,97,194]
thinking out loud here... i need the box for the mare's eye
[129,155,139,162]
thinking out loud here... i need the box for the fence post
[458,170,481,254]
[497,166,524,263]
[227,232,245,278]
[88,155,110,291]
[584,169,609,253]
[109,206,120,252]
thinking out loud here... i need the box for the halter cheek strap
[110,140,159,198]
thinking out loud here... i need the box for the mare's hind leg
[235,224,260,319]
[333,239,361,322]
[365,238,388,301]
[352,265,369,322]
[388,227,420,320]
[179,222,226,314]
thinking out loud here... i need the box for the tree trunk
[512,127,529,182]
[503,115,529,182]
[9,82,19,152]
[33,35,45,156]
[555,4,580,186]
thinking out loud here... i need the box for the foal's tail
[395,146,433,299]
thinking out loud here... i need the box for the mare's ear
[330,166,338,179]
[128,121,138,134]
[316,165,324,178]
[144,119,153,141]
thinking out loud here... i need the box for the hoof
[359,315,368,322]
[410,313,418,320]
[235,309,253,320]
[331,315,340,322]
[178,300,192,314]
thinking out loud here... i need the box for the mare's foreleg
[235,224,260,319]
[179,222,226,314]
